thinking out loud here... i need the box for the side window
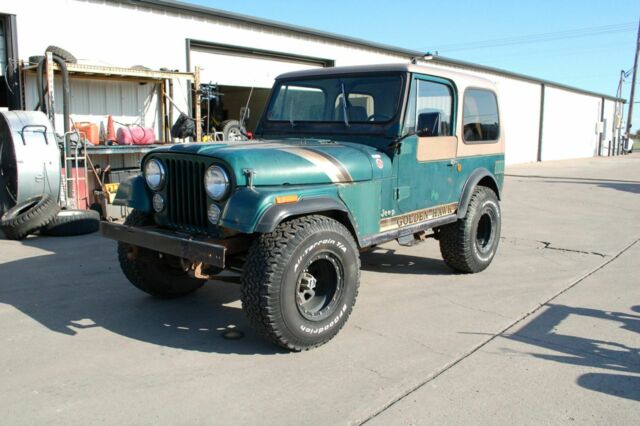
[463,89,499,143]
[404,79,453,137]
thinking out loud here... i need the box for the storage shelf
[86,145,161,155]
[22,62,194,81]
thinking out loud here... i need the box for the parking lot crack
[357,237,640,425]
[352,324,448,355]
[538,241,607,257]
[431,291,511,320]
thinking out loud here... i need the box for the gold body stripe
[379,202,458,232]
[279,148,353,183]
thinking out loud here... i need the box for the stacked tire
[0,194,100,240]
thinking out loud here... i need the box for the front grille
[164,158,208,232]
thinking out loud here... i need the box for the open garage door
[188,41,333,89]
[188,41,333,135]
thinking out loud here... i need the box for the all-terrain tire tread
[40,209,100,236]
[0,195,60,240]
[241,215,360,351]
[439,186,497,273]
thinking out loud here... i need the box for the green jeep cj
[102,64,504,351]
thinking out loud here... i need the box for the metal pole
[614,70,625,156]
[625,18,640,144]
[194,66,202,142]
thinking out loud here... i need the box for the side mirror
[416,112,440,137]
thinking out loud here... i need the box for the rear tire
[0,194,60,240]
[438,186,501,273]
[241,215,360,351]
[117,210,206,298]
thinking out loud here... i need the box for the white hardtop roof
[277,63,496,89]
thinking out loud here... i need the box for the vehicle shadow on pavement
[0,235,285,355]
[506,303,640,401]
[360,247,452,275]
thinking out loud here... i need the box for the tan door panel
[416,136,458,162]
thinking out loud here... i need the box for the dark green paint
[114,175,151,213]
[117,69,505,247]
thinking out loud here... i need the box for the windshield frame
[257,71,409,138]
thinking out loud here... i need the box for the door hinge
[394,186,410,201]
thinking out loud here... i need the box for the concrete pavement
[1,154,639,425]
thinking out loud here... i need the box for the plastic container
[116,126,156,145]
[75,122,99,145]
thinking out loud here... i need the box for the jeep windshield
[259,73,405,140]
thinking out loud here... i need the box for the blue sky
[190,0,640,132]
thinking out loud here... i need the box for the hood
[154,139,391,186]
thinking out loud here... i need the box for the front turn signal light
[275,194,299,204]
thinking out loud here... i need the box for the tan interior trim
[416,136,458,162]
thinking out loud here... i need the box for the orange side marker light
[275,194,299,204]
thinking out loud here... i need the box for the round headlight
[204,165,230,200]
[152,193,165,212]
[144,159,165,190]
[208,203,221,224]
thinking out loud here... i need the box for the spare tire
[28,55,45,64]
[221,120,247,141]
[0,194,60,240]
[45,45,77,63]
[40,209,100,237]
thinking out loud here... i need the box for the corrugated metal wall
[24,75,163,140]
[6,0,625,164]
[602,98,617,155]
[541,87,601,161]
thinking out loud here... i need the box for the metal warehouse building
[0,0,625,165]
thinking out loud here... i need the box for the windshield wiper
[288,100,295,127]
[340,82,350,128]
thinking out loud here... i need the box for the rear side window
[463,89,499,143]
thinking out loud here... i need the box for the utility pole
[625,18,640,148]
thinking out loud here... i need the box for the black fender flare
[255,197,356,236]
[457,168,500,219]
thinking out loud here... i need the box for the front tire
[438,186,501,273]
[117,210,206,298]
[241,215,360,351]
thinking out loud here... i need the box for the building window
[463,89,500,143]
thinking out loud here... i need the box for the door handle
[447,159,458,167]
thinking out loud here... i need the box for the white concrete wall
[541,87,601,161]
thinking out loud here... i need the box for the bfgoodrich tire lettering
[117,210,206,298]
[438,186,501,273]
[241,215,360,351]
